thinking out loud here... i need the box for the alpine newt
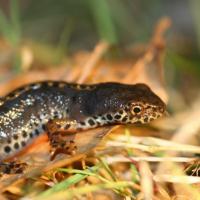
[0,81,166,173]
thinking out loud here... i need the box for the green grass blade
[10,0,21,45]
[36,181,133,200]
[0,9,12,40]
[99,157,118,181]
[37,165,100,199]
[88,0,117,44]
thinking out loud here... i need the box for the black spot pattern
[7,139,11,144]
[106,114,113,120]
[35,129,40,135]
[122,116,128,122]
[42,124,46,131]
[4,146,11,153]
[56,124,61,129]
[88,119,95,126]
[21,141,26,147]
[34,122,39,126]
[97,121,101,125]
[124,107,129,112]
[64,124,70,129]
[144,117,148,123]
[13,135,18,140]
[129,116,133,120]
[22,131,27,138]
[53,111,59,118]
[149,117,154,121]
[119,110,123,115]
[4,166,11,174]
[152,113,156,117]
[114,115,121,120]
[80,122,85,126]
[14,143,19,149]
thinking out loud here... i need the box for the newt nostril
[158,106,165,113]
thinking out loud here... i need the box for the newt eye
[131,105,142,115]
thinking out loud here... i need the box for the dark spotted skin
[0,81,166,173]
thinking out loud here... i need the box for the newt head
[81,82,166,127]
[115,83,167,124]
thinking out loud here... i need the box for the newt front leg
[46,118,79,160]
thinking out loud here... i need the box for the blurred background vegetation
[0,0,199,107]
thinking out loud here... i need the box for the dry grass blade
[77,41,110,84]
[139,161,153,200]
[154,174,200,184]
[106,135,200,154]
[105,155,194,164]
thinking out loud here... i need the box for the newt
[0,81,166,173]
